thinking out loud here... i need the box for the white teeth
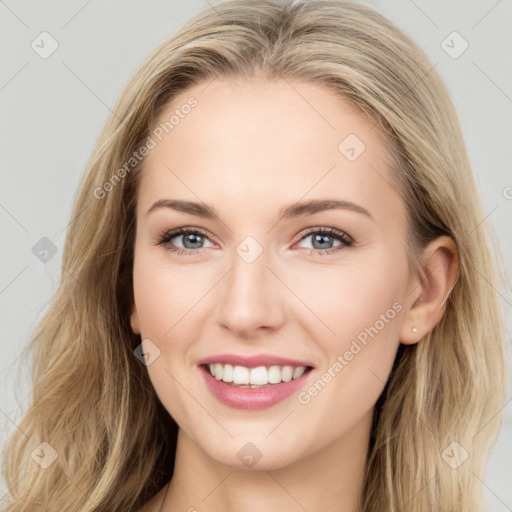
[207,363,309,385]
[249,366,268,385]
[293,366,306,379]
[222,364,233,383]
[232,365,249,385]
[214,363,223,380]
[281,366,293,382]
[268,365,281,384]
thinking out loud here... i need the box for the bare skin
[131,77,458,512]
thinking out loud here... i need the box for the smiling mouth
[201,363,314,388]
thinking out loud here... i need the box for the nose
[215,248,285,340]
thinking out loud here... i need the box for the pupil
[184,234,203,249]
[313,234,332,249]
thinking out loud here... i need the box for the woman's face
[130,77,413,469]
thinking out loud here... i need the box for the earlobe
[400,236,458,345]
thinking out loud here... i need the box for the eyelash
[157,226,355,257]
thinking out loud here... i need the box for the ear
[399,236,458,345]
[130,297,141,335]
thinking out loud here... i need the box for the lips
[197,353,315,410]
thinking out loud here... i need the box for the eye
[294,226,354,255]
[157,227,215,253]
[156,226,355,256]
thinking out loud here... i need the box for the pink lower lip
[199,365,313,410]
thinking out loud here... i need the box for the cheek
[131,249,215,425]
[290,246,406,413]
[131,259,196,437]
[132,249,205,339]
[290,288,403,455]
[289,245,407,349]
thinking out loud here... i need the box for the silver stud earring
[412,327,418,333]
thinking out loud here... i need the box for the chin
[195,433,305,471]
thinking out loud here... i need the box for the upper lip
[197,354,314,368]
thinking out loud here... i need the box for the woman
[2,1,506,511]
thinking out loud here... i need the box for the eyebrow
[146,198,372,221]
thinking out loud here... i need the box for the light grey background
[1,0,511,509]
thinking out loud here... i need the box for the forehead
[137,77,403,223]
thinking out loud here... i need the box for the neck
[163,409,372,512]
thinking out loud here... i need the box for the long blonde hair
[2,1,506,510]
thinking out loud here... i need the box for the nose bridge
[215,238,284,336]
